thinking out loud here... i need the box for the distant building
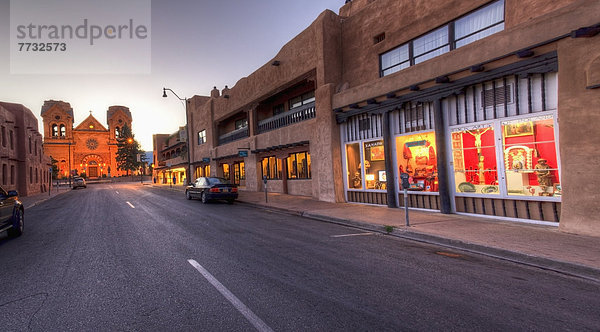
[41,100,134,178]
[0,102,49,196]
[152,127,190,185]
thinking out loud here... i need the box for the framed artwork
[378,170,387,182]
[370,145,385,161]
[504,121,534,137]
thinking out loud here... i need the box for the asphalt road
[1,183,599,331]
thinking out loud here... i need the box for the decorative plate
[458,182,476,193]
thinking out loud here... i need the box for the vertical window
[2,164,6,185]
[455,0,505,48]
[30,167,33,184]
[346,143,362,189]
[287,152,311,179]
[10,165,15,184]
[9,130,13,149]
[36,168,39,183]
[233,162,245,184]
[413,26,449,64]
[396,132,438,192]
[363,140,386,190]
[502,115,560,197]
[35,140,37,155]
[52,124,58,137]
[198,130,206,145]
[1,126,5,147]
[29,136,32,154]
[261,156,282,180]
[451,125,499,194]
[60,125,66,137]
[115,126,121,138]
[222,163,230,180]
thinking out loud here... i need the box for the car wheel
[227,199,234,205]
[7,208,24,238]
[201,191,208,204]
[186,190,192,200]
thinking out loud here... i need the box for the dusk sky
[0,0,343,150]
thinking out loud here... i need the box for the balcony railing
[218,127,249,145]
[258,102,316,134]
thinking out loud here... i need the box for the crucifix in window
[466,127,491,184]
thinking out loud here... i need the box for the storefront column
[281,157,288,194]
[382,111,397,208]
[433,98,451,214]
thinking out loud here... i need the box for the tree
[50,157,59,179]
[115,124,142,176]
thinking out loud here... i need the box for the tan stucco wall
[556,37,600,236]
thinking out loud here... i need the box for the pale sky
[0,0,343,150]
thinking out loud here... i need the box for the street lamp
[162,87,192,185]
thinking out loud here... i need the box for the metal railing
[218,127,249,145]
[258,102,316,134]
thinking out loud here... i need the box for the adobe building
[41,101,133,178]
[0,102,50,196]
[152,127,189,185]
[181,0,599,236]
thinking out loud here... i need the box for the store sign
[202,157,210,163]
[405,140,427,147]
[238,150,248,157]
[364,141,383,148]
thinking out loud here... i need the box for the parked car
[0,186,24,238]
[186,177,238,204]
[72,177,87,189]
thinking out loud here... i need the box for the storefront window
[233,162,245,184]
[346,143,362,189]
[363,140,386,190]
[261,156,281,180]
[287,152,311,179]
[502,115,560,197]
[451,125,499,194]
[396,132,438,192]
[222,163,230,180]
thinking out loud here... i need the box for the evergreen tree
[51,157,59,178]
[115,124,142,175]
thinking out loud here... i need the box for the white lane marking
[116,191,119,194]
[330,232,375,238]
[188,259,274,332]
[126,201,135,209]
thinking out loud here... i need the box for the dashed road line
[188,259,274,332]
[126,201,135,209]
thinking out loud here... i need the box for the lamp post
[162,87,192,185]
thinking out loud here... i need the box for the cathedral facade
[41,100,133,179]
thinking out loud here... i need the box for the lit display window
[451,125,499,194]
[396,132,438,192]
[502,115,560,197]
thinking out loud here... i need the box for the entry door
[88,166,98,178]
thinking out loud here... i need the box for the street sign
[238,150,248,157]
[202,157,210,163]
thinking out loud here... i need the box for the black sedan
[0,186,24,238]
[185,177,238,204]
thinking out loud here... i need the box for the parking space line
[116,191,119,194]
[126,201,135,209]
[188,259,274,332]
[330,232,375,238]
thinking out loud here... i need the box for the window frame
[379,0,505,77]
[197,129,206,145]
[287,152,311,180]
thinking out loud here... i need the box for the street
[1,183,599,331]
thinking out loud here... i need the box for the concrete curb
[238,201,600,283]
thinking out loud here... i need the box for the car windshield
[207,177,230,185]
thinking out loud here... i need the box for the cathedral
[41,100,133,179]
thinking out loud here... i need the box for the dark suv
[0,186,24,238]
